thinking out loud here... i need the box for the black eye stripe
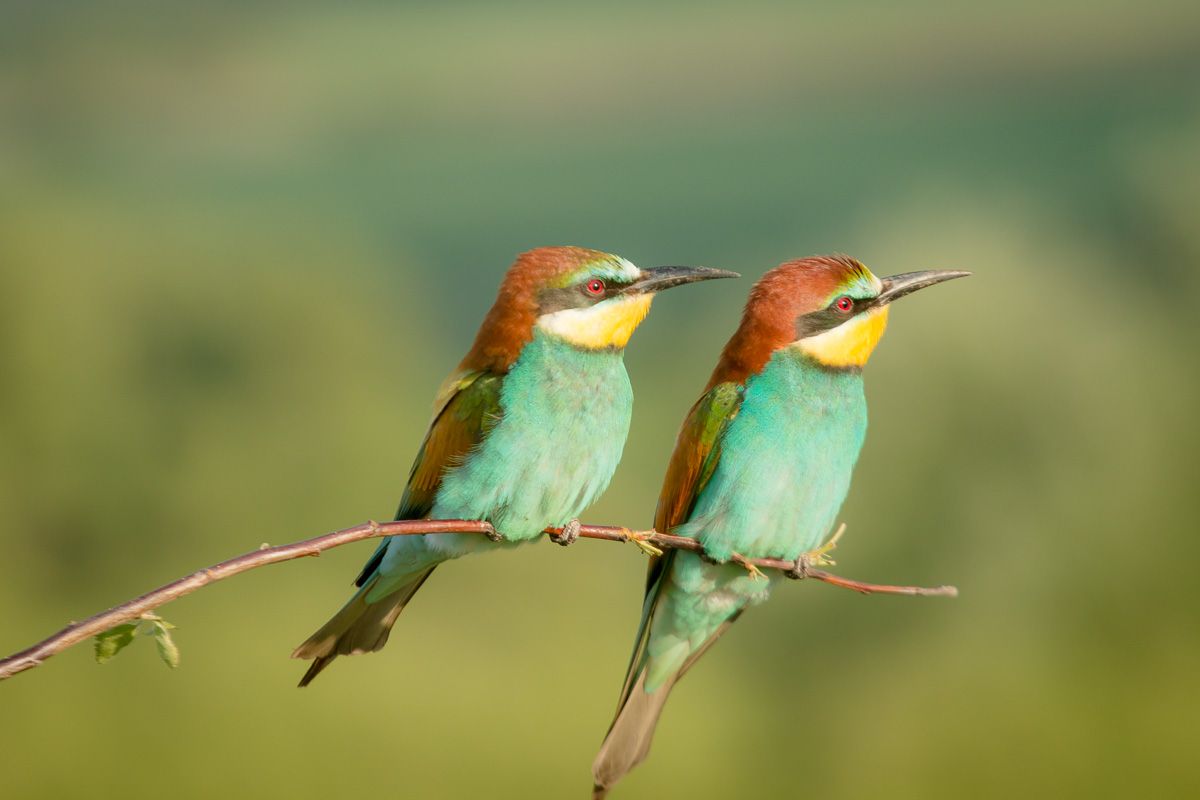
[538,278,632,314]
[794,294,878,339]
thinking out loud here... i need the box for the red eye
[584,279,606,296]
[835,295,854,313]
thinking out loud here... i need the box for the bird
[591,255,968,796]
[292,246,737,686]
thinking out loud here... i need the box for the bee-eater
[293,246,736,686]
[591,256,968,795]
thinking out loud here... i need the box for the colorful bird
[591,256,968,796]
[292,246,736,686]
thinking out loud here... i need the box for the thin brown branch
[0,519,956,681]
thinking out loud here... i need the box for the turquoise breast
[680,347,868,561]
[431,329,634,541]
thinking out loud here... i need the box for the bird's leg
[549,519,581,547]
[482,522,505,543]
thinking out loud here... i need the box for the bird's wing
[353,369,504,586]
[593,381,745,789]
[652,380,745,540]
[617,380,745,702]
[395,370,505,520]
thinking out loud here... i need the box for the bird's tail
[291,566,436,687]
[591,554,739,797]
[590,660,678,800]
[590,626,736,798]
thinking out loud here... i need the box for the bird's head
[710,255,968,385]
[462,246,737,372]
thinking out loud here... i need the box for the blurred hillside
[1,2,1198,798]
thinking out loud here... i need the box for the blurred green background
[2,1,1198,797]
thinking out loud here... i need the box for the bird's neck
[512,328,628,384]
[528,326,628,360]
[746,346,866,410]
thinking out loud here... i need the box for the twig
[0,519,956,681]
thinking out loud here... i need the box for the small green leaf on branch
[152,623,180,669]
[94,624,138,664]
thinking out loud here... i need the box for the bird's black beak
[620,266,740,295]
[876,270,971,306]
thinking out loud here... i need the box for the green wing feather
[397,372,504,519]
[294,369,505,686]
[593,381,744,795]
[613,381,744,711]
[354,369,503,585]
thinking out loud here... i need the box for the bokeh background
[2,2,1198,798]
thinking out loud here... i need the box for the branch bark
[0,519,956,681]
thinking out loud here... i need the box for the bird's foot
[483,523,505,543]
[787,523,846,578]
[806,522,846,567]
[697,549,726,566]
[622,529,664,557]
[738,559,768,581]
[549,519,581,547]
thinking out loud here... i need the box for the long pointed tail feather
[291,567,436,687]
[591,665,675,799]
[591,610,740,797]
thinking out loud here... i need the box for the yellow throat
[797,305,890,368]
[537,294,654,350]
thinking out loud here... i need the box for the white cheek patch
[538,305,595,338]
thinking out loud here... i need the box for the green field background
[2,2,1198,798]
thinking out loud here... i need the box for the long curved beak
[877,270,971,306]
[620,266,740,295]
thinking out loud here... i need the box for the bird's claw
[787,523,847,578]
[483,523,505,543]
[741,560,767,581]
[808,522,846,567]
[550,519,581,547]
[622,529,664,557]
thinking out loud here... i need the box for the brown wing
[594,381,746,789]
[644,381,744,590]
[613,381,745,703]
[353,370,504,586]
[394,371,503,520]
